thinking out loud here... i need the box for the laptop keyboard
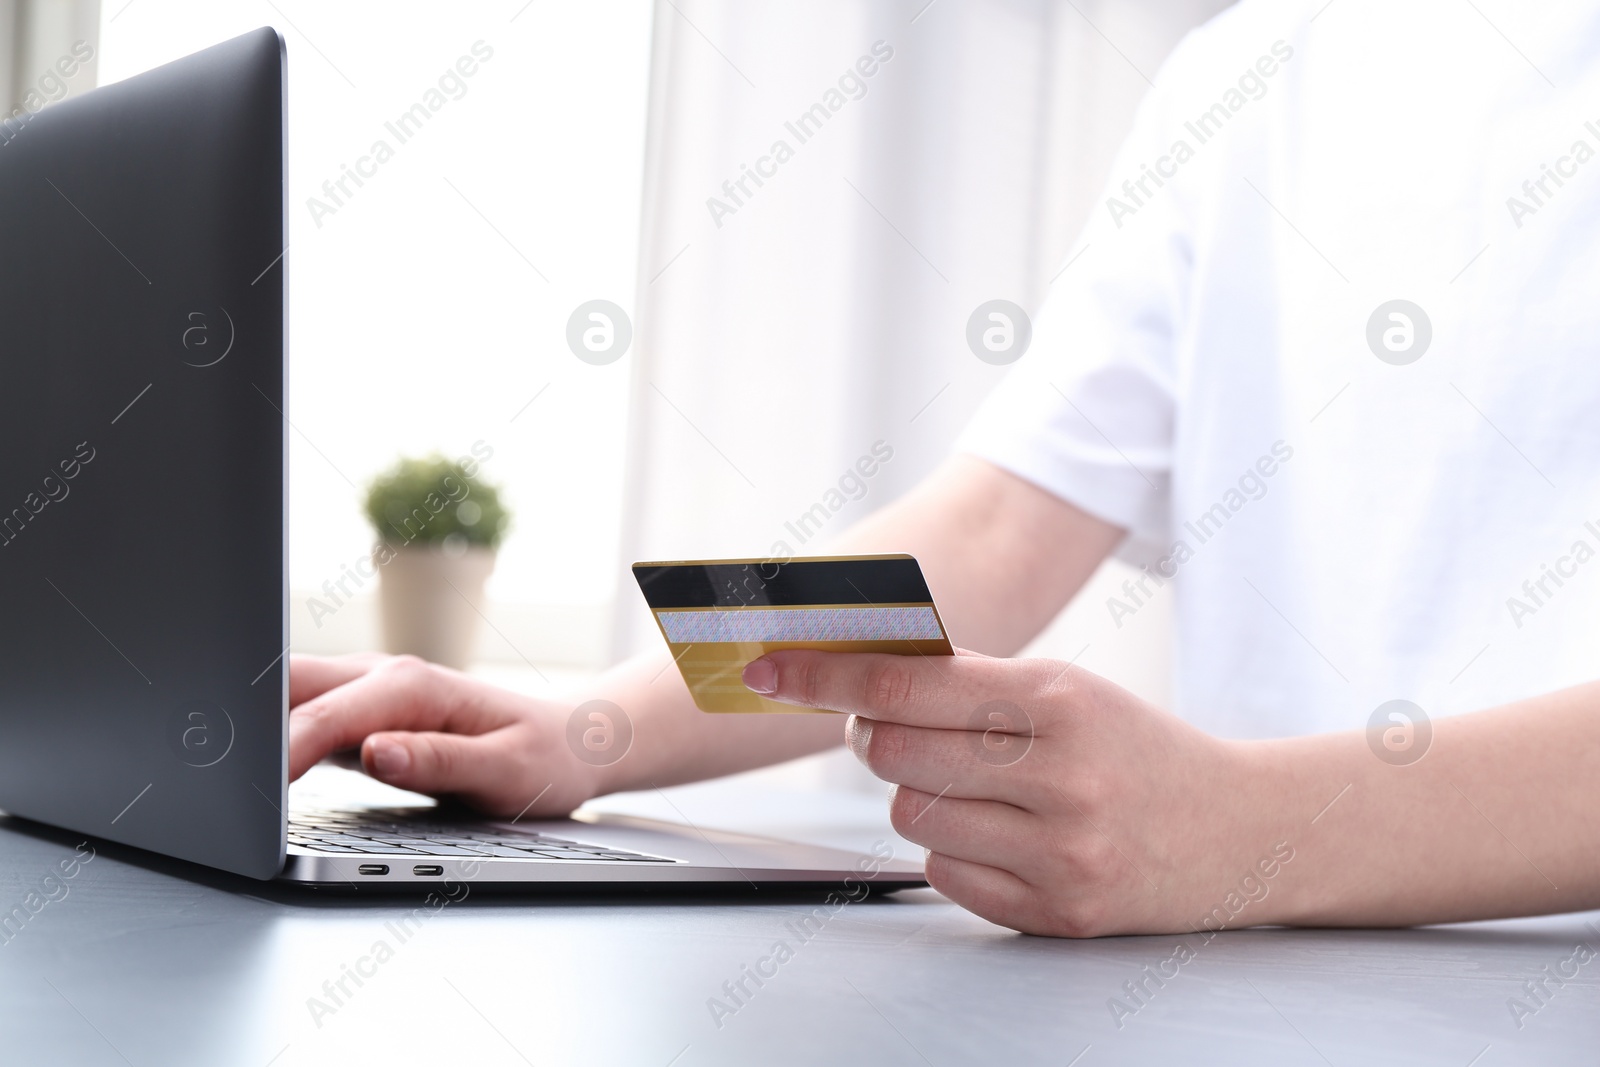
[288,809,676,863]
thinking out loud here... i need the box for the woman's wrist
[1196,732,1362,930]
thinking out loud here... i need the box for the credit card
[632,554,954,713]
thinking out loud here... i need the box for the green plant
[363,454,510,550]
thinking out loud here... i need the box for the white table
[2,768,1597,1066]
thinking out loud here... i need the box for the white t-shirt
[959,0,1600,738]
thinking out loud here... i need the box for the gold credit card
[632,554,954,713]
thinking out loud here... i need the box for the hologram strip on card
[657,605,944,644]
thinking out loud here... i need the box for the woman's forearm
[1255,680,1600,927]
[590,456,1124,794]
[588,651,847,793]
[739,640,1600,937]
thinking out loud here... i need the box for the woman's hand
[743,648,1292,937]
[288,653,601,818]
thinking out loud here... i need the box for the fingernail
[743,658,777,694]
[370,737,409,777]
[848,716,873,762]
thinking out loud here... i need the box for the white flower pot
[376,545,496,670]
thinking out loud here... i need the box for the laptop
[0,28,926,893]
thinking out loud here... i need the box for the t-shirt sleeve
[956,32,1208,565]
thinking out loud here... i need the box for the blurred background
[6,0,1238,782]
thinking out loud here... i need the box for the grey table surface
[1,767,1597,1067]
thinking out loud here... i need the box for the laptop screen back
[0,29,287,879]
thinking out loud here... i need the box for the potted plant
[363,454,510,670]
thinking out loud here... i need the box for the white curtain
[616,0,1232,732]
[614,0,1235,735]
[1,0,99,115]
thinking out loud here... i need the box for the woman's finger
[921,852,1037,930]
[887,784,1038,872]
[288,652,389,707]
[288,656,518,779]
[360,726,572,816]
[846,715,1041,807]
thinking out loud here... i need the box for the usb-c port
[357,864,389,876]
[413,864,444,876]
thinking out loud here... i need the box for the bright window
[99,1,654,663]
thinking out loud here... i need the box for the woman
[289,0,1600,936]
